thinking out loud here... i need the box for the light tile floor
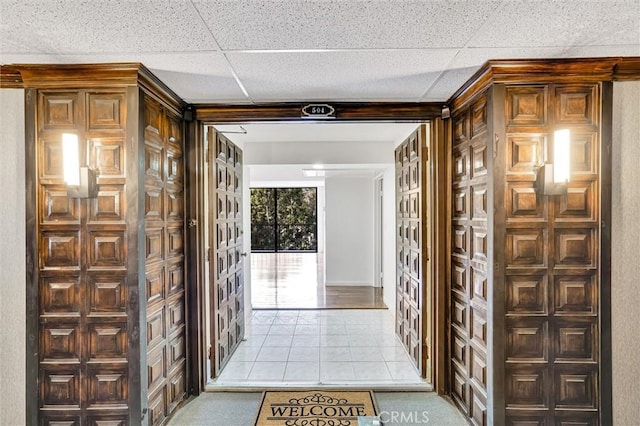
[208,309,427,388]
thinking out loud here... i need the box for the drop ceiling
[1,0,638,104]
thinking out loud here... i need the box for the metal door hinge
[208,346,212,359]
[207,247,211,262]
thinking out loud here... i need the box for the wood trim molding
[0,65,23,88]
[1,63,186,113]
[448,64,494,113]
[449,56,640,111]
[137,64,186,115]
[194,102,443,122]
[15,62,141,88]
[614,57,640,81]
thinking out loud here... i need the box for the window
[250,187,318,252]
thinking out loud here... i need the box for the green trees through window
[250,187,318,252]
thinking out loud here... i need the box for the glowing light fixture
[538,129,571,195]
[62,133,80,187]
[553,129,571,184]
[62,133,97,198]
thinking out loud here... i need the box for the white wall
[612,81,640,425]
[246,140,395,165]
[0,89,26,425]
[242,163,252,323]
[324,177,374,285]
[382,166,397,310]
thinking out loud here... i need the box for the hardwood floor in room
[251,253,386,309]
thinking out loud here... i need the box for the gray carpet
[167,392,467,425]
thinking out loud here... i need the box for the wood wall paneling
[26,65,187,425]
[143,95,187,425]
[450,91,490,425]
[35,89,131,425]
[502,83,601,425]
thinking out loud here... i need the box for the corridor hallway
[207,309,425,388]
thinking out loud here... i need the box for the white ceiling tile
[138,53,248,103]
[227,49,458,102]
[471,0,640,48]
[0,51,247,103]
[192,0,502,50]
[0,0,217,54]
[421,67,478,101]
[563,45,640,57]
[450,47,569,68]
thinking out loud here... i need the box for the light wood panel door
[209,131,245,375]
[395,126,429,375]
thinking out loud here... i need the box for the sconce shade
[62,133,80,187]
[61,133,98,198]
[553,129,571,184]
[539,129,571,196]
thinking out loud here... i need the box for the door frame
[185,103,448,394]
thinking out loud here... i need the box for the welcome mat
[254,390,378,425]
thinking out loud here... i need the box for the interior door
[208,129,245,375]
[395,125,429,376]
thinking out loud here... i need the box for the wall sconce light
[538,129,571,195]
[62,133,98,198]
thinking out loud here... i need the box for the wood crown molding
[1,62,185,113]
[449,56,640,112]
[194,102,443,122]
[0,65,24,88]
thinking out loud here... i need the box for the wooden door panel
[144,99,187,425]
[395,127,427,375]
[34,89,133,424]
[450,93,489,423]
[502,83,602,425]
[210,130,245,375]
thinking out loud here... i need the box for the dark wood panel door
[395,126,428,375]
[209,130,245,375]
[143,97,187,426]
[501,83,602,426]
[34,89,132,425]
[450,92,490,426]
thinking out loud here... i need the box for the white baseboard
[324,281,374,286]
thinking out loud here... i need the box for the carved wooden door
[450,92,490,425]
[395,126,429,375]
[143,97,187,425]
[209,130,245,375]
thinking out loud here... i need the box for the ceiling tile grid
[1,0,638,103]
[225,49,458,102]
[0,0,218,54]
[470,0,640,48]
[191,0,503,50]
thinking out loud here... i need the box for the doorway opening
[196,121,437,390]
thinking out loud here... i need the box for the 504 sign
[301,104,336,119]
